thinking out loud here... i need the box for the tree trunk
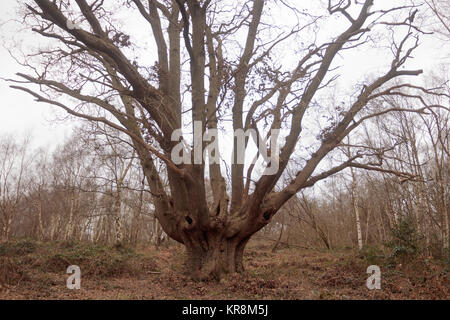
[114,190,123,246]
[65,192,76,240]
[183,235,250,281]
[36,188,45,241]
[350,166,363,251]
[272,219,285,253]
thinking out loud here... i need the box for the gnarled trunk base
[184,237,249,281]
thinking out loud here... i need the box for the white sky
[0,0,75,151]
[0,0,449,155]
[0,49,74,150]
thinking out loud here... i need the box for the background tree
[0,135,30,241]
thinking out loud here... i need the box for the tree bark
[350,166,363,251]
[183,234,250,280]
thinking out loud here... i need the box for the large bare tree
[7,0,443,279]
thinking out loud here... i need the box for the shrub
[386,216,422,264]
[42,242,148,278]
[0,239,37,257]
[359,245,384,265]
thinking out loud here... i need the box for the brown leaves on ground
[0,240,448,300]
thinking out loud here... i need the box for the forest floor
[0,239,448,300]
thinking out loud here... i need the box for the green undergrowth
[0,239,159,287]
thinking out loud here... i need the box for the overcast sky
[0,0,75,151]
[0,0,449,154]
